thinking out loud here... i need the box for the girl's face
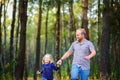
[44,56,50,64]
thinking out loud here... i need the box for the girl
[37,54,59,80]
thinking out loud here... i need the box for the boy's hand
[57,59,62,66]
[84,56,90,60]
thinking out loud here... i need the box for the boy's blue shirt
[40,63,59,80]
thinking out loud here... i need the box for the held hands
[57,64,60,67]
[57,59,62,66]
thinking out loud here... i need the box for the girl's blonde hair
[42,54,54,64]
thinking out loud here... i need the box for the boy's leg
[71,64,79,80]
[80,69,90,80]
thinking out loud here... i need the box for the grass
[27,77,99,80]
[28,77,41,80]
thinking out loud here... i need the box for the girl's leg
[42,77,47,80]
[71,64,79,80]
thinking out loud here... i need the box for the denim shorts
[71,64,90,80]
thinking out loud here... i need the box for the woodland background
[0,0,120,80]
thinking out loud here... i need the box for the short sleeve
[89,42,95,51]
[68,43,74,52]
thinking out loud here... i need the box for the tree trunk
[34,0,42,80]
[97,0,101,51]
[56,1,61,80]
[9,0,17,78]
[110,1,120,79]
[69,0,74,44]
[0,2,2,56]
[24,52,28,80]
[68,0,74,78]
[44,4,49,55]
[3,1,7,66]
[81,0,89,39]
[0,2,4,73]
[100,0,111,79]
[62,4,67,52]
[15,14,20,55]
[15,0,28,80]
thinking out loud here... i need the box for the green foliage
[90,60,100,79]
[1,0,120,79]
[28,69,34,77]
[0,72,14,80]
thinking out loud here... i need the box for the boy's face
[76,30,83,41]
[44,57,50,64]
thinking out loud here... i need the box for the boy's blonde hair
[76,28,86,35]
[42,54,54,64]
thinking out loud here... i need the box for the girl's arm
[36,71,40,74]
[36,70,43,74]
[40,70,43,74]
[51,63,59,71]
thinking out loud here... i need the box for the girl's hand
[57,64,60,67]
[36,71,40,74]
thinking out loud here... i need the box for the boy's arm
[84,50,96,60]
[57,50,73,65]
[60,50,73,60]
